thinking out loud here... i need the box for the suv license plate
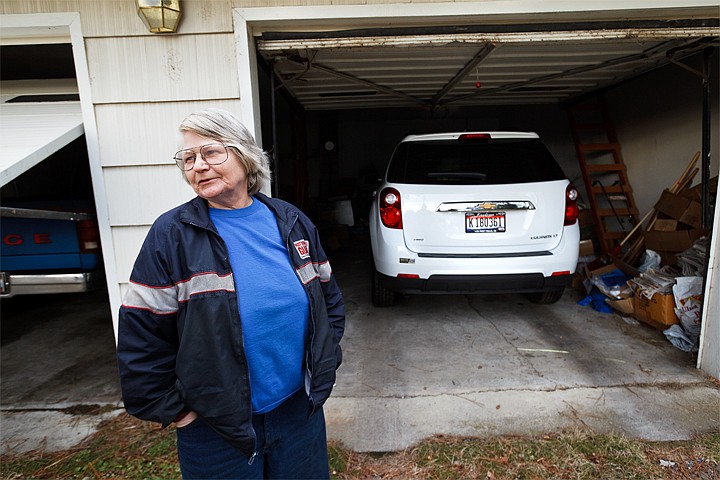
[466,212,506,233]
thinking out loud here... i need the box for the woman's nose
[192,154,210,171]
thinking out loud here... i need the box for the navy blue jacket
[116,193,345,457]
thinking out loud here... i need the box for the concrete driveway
[1,289,123,454]
[326,236,719,451]
[1,235,718,454]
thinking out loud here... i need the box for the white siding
[84,0,232,38]
[0,0,232,37]
[95,100,242,167]
[86,34,239,104]
[104,165,194,226]
[112,225,152,284]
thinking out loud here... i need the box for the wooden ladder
[567,97,640,255]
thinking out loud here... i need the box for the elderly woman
[116,108,345,479]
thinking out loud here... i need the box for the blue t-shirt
[209,199,309,414]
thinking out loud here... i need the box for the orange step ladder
[566,97,640,255]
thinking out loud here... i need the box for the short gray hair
[178,108,270,195]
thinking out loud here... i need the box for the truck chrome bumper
[0,272,99,298]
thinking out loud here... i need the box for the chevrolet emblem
[474,202,498,210]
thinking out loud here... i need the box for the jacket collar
[178,196,214,231]
[178,193,297,231]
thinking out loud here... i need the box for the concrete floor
[326,236,719,451]
[1,235,718,455]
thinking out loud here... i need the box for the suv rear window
[386,137,566,185]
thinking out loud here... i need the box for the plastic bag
[672,276,704,344]
[639,249,661,273]
[663,324,696,353]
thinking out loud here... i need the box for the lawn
[1,413,717,479]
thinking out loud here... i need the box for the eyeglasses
[173,143,229,171]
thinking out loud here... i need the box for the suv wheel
[371,267,396,307]
[527,288,564,304]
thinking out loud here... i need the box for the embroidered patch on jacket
[294,239,310,259]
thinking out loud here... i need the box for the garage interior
[254,19,718,284]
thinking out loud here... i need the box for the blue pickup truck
[0,200,103,298]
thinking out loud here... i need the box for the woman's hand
[175,410,198,428]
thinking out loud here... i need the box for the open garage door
[257,20,718,111]
[0,81,83,186]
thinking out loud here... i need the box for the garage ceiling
[257,20,719,111]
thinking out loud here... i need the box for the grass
[1,413,717,479]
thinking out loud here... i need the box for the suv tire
[527,288,565,304]
[371,267,396,307]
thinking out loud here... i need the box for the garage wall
[609,53,720,217]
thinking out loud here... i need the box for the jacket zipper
[284,212,317,408]
[193,218,259,462]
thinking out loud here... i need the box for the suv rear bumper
[0,272,101,298]
[370,210,580,278]
[376,271,572,294]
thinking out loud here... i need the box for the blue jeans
[176,389,329,479]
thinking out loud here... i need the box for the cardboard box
[678,200,702,228]
[584,259,639,280]
[584,262,617,279]
[643,228,708,252]
[633,293,678,330]
[654,250,679,266]
[610,256,640,278]
[653,189,702,228]
[607,296,634,315]
[655,190,690,220]
[653,219,678,231]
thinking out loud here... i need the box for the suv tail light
[379,187,403,229]
[77,220,100,253]
[564,184,579,226]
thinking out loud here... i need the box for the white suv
[369,132,580,307]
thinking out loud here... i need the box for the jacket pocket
[188,387,240,417]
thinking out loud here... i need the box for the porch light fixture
[136,0,182,33]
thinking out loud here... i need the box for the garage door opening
[0,43,119,420]
[254,22,717,248]
[250,15,717,373]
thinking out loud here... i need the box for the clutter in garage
[579,173,716,353]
